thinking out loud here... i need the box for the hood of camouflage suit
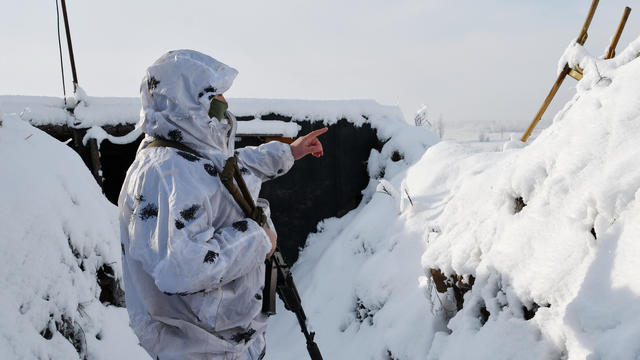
[137,49,239,158]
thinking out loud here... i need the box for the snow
[71,95,141,128]
[0,114,149,359]
[233,119,300,137]
[227,98,406,137]
[0,95,409,142]
[0,94,432,359]
[1,95,73,126]
[3,33,640,360]
[265,40,640,359]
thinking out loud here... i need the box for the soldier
[118,49,326,360]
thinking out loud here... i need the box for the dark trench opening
[97,264,126,307]
[238,118,382,264]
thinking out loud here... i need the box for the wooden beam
[521,0,599,142]
[576,0,599,46]
[606,7,632,59]
[88,138,104,188]
[265,136,295,144]
[567,7,631,81]
[568,66,584,81]
[520,65,571,142]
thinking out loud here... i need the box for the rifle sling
[144,137,203,158]
[143,138,265,226]
[143,137,276,316]
[220,157,266,226]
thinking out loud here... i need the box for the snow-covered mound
[0,115,148,359]
[267,44,640,358]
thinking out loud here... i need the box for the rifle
[220,157,324,360]
[263,249,323,359]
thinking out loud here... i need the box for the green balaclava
[208,98,229,120]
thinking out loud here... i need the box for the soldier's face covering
[209,98,229,121]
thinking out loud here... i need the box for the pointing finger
[306,127,328,139]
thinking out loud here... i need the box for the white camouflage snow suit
[118,50,294,360]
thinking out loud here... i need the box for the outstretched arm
[236,127,328,181]
[235,141,295,182]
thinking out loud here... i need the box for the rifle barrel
[291,307,323,360]
[274,254,324,359]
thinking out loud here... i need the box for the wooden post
[606,7,632,59]
[88,139,104,188]
[59,0,79,92]
[60,0,104,190]
[570,6,632,78]
[521,0,599,142]
[569,6,632,81]
[520,66,571,142]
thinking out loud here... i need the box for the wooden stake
[520,66,571,142]
[605,7,631,59]
[88,138,104,188]
[60,0,79,92]
[521,0,599,142]
[567,7,631,81]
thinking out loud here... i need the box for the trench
[40,115,382,264]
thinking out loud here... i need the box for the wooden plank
[265,136,296,144]
[569,67,584,81]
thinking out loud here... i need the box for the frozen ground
[3,36,640,360]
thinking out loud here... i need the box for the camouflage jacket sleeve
[235,141,295,182]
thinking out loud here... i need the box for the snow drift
[266,42,640,359]
[0,115,148,359]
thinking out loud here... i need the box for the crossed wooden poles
[521,0,633,142]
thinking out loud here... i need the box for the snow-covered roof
[0,95,406,140]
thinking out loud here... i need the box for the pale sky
[1,0,639,126]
